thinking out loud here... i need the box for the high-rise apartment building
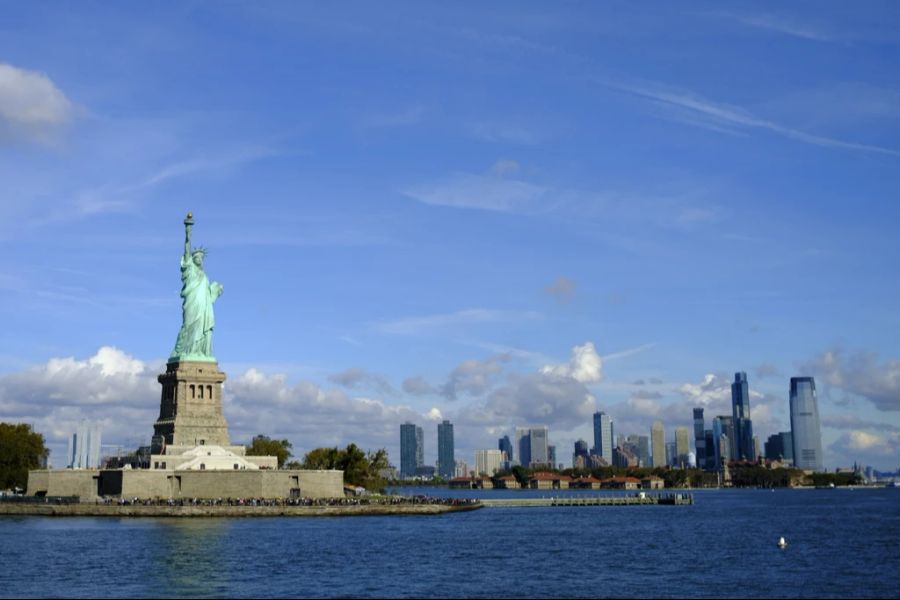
[437,419,455,479]
[651,421,665,468]
[731,372,755,460]
[790,377,823,471]
[67,420,102,469]
[400,422,424,478]
[475,449,503,475]
[592,411,614,462]
[674,426,690,467]
[693,408,706,470]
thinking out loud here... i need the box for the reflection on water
[151,519,233,598]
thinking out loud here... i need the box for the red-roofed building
[493,475,521,489]
[601,476,641,490]
[570,475,602,490]
[528,472,572,490]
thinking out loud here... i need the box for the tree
[0,423,48,491]
[245,434,292,468]
[301,444,391,491]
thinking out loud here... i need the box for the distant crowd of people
[96,495,481,507]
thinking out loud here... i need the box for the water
[1,488,898,598]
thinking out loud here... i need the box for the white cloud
[402,172,547,212]
[609,79,900,158]
[540,342,603,384]
[803,349,900,412]
[0,63,73,143]
[440,354,510,401]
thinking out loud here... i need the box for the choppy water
[1,487,898,598]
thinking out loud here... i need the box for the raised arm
[183,212,194,260]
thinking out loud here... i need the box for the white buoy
[778,536,788,548]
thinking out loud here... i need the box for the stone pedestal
[152,360,229,451]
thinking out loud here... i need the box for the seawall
[0,502,482,518]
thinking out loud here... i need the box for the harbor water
[0,487,897,598]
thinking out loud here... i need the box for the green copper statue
[170,212,223,362]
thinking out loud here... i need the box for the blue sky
[1,2,898,471]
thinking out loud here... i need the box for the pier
[480,493,693,507]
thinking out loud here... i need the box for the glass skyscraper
[731,372,755,460]
[437,419,454,479]
[400,422,423,478]
[592,411,614,462]
[790,377,823,471]
[498,435,513,468]
[693,408,706,469]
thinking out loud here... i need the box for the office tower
[592,411,614,462]
[764,432,794,463]
[693,408,706,469]
[67,420,101,469]
[623,434,650,467]
[400,422,424,478]
[790,377,823,471]
[498,435,513,468]
[454,459,468,478]
[731,372,755,460]
[516,426,549,467]
[573,439,589,468]
[712,416,733,468]
[548,444,557,469]
[675,426,690,468]
[651,421,665,468]
[704,430,715,470]
[437,419,455,479]
[476,449,503,475]
[665,441,677,467]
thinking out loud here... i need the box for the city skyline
[0,4,898,472]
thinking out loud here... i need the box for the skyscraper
[674,426,690,468]
[651,421,665,468]
[498,435,513,469]
[400,422,423,478]
[592,411,614,462]
[764,432,794,463]
[475,449,503,475]
[693,408,706,469]
[67,420,101,469]
[437,419,454,479]
[712,416,733,468]
[731,372,755,461]
[516,426,549,467]
[790,377,823,471]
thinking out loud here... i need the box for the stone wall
[27,470,100,501]
[28,468,344,501]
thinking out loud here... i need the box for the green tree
[245,434,292,468]
[301,444,391,491]
[0,423,48,491]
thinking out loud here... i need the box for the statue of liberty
[171,212,223,362]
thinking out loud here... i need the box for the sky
[1,1,898,471]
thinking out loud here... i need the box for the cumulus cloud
[328,367,396,395]
[828,429,899,467]
[440,355,510,401]
[0,63,73,143]
[402,376,435,396]
[540,342,603,384]
[803,349,900,411]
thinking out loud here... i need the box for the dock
[480,493,693,507]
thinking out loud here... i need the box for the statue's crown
[191,246,208,257]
